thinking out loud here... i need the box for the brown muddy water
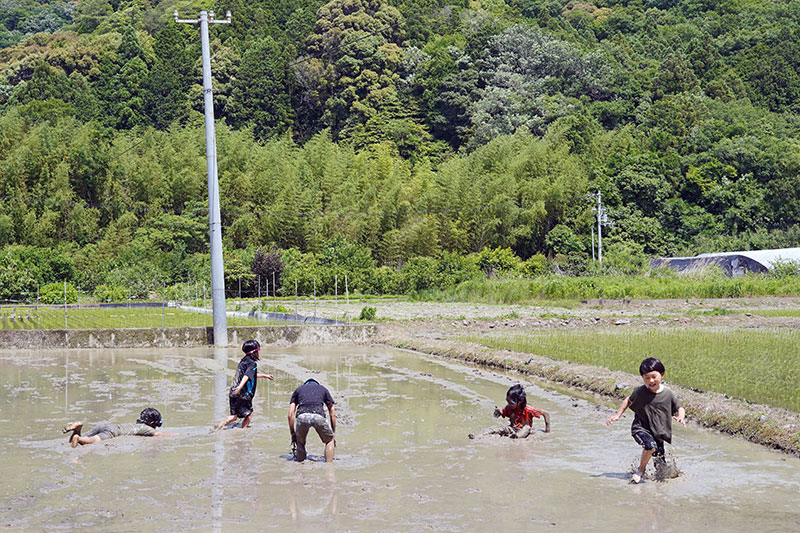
[1,345,798,532]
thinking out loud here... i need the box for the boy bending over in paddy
[606,357,686,484]
[477,384,550,439]
[62,407,175,447]
[215,339,274,430]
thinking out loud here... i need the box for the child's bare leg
[240,413,253,429]
[324,439,335,462]
[72,435,102,447]
[542,411,551,433]
[62,422,83,435]
[632,448,654,483]
[215,415,238,430]
[512,425,531,439]
[485,426,514,437]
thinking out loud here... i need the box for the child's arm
[257,373,274,380]
[673,406,686,426]
[288,402,297,443]
[232,375,249,396]
[493,405,504,418]
[606,396,631,425]
[541,410,551,433]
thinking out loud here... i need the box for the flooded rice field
[1,345,798,531]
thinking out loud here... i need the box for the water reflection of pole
[211,347,228,532]
[64,352,69,412]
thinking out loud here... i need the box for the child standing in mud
[215,339,274,430]
[606,357,686,483]
[480,384,550,438]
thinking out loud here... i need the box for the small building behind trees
[651,248,800,277]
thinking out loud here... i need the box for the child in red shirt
[493,384,551,438]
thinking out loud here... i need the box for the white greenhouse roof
[695,247,800,270]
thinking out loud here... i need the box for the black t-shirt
[629,385,681,443]
[290,381,334,417]
[231,355,258,399]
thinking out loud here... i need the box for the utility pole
[596,190,603,264]
[590,190,613,264]
[175,10,231,346]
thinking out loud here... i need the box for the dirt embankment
[373,304,800,457]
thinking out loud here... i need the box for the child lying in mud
[470,384,550,439]
[62,407,176,447]
[606,357,686,484]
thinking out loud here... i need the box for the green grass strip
[418,274,800,303]
[460,327,800,412]
[0,307,298,330]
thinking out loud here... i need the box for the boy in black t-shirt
[215,340,274,430]
[288,379,336,462]
[606,357,686,483]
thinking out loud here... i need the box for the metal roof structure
[651,247,800,277]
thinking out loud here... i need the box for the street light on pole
[175,10,230,346]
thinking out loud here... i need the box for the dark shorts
[86,424,116,440]
[632,430,665,457]
[229,393,253,418]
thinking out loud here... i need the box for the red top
[501,404,544,428]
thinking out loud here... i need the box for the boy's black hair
[137,407,163,428]
[639,357,666,376]
[242,339,261,360]
[506,384,527,409]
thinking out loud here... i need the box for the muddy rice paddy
[1,345,799,531]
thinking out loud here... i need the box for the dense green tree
[298,0,411,142]
[227,36,296,141]
[143,23,193,129]
[93,26,151,129]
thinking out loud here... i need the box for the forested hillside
[2,0,800,299]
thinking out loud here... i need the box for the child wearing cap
[215,339,274,430]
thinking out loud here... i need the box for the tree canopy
[2,0,800,295]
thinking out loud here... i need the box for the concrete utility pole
[596,190,603,264]
[590,190,613,264]
[175,10,231,346]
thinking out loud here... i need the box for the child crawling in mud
[606,357,686,484]
[215,339,274,430]
[475,384,550,439]
[62,407,175,447]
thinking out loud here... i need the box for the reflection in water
[64,351,69,413]
[211,347,228,532]
[288,465,338,523]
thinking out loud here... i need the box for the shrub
[769,258,800,278]
[40,282,78,304]
[520,254,549,277]
[94,284,126,302]
[359,306,377,321]
[476,246,521,277]
[252,246,285,296]
[603,240,647,275]
[261,301,289,313]
[545,224,585,255]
